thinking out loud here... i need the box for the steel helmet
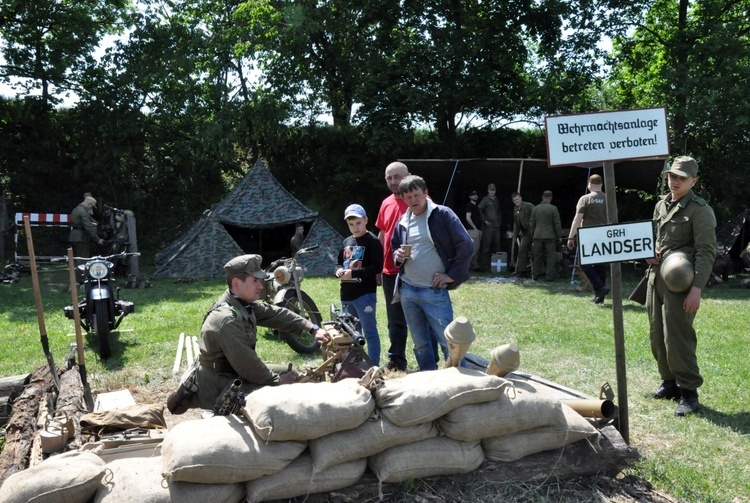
[660,252,695,293]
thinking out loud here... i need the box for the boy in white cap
[336,204,384,365]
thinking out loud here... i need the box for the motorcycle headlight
[89,261,109,279]
[274,266,291,285]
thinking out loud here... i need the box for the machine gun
[297,305,374,383]
[214,379,246,416]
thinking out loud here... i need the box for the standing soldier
[529,190,562,281]
[69,195,103,258]
[510,192,534,277]
[464,190,482,272]
[567,174,610,303]
[645,156,716,416]
[478,183,502,271]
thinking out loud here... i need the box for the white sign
[545,108,669,167]
[577,221,655,265]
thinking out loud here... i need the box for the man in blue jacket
[391,175,473,370]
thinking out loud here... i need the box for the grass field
[1,266,749,501]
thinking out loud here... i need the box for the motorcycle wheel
[93,299,112,359]
[278,290,322,354]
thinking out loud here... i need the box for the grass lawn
[1,266,749,501]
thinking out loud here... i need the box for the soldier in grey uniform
[69,196,104,257]
[478,183,502,271]
[646,156,716,416]
[510,192,534,277]
[191,254,329,411]
[529,190,562,280]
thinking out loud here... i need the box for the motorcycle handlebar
[53,251,141,263]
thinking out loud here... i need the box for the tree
[0,0,130,107]
[607,0,750,218]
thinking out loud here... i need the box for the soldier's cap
[666,156,699,178]
[543,190,553,198]
[84,196,97,206]
[344,204,366,220]
[224,254,267,280]
[470,190,478,195]
[487,183,496,191]
[589,174,603,185]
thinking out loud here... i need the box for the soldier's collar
[229,293,253,309]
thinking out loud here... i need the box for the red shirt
[376,194,408,275]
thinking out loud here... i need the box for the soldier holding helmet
[645,156,716,416]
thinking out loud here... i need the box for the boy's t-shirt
[338,231,384,301]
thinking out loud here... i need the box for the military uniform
[647,188,716,392]
[69,202,99,258]
[512,201,534,275]
[529,196,562,280]
[478,187,502,269]
[193,289,310,410]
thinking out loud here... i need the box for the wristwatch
[309,324,320,333]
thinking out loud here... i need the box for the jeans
[399,282,453,371]
[381,273,408,369]
[584,263,607,291]
[342,292,380,366]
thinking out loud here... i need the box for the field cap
[84,196,97,206]
[589,174,603,185]
[224,254,267,279]
[487,183,496,190]
[470,190,478,195]
[344,204,366,220]
[543,190,553,198]
[667,156,698,178]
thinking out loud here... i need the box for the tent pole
[443,159,461,206]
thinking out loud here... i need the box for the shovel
[23,216,61,398]
[67,247,95,411]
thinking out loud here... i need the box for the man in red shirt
[376,162,410,371]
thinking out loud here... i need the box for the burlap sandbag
[309,415,438,473]
[367,436,484,484]
[245,453,366,502]
[373,367,509,427]
[161,415,306,484]
[80,403,167,434]
[0,450,106,503]
[246,379,375,441]
[95,455,244,503]
[436,384,569,441]
[481,403,599,462]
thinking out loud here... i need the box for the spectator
[391,175,473,371]
[335,204,384,365]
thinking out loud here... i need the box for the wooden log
[55,366,86,452]
[0,366,52,483]
[0,374,30,399]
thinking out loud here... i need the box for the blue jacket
[391,199,473,290]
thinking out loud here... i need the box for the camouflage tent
[151,160,343,278]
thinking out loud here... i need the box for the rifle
[214,379,246,416]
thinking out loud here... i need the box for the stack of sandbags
[0,368,602,502]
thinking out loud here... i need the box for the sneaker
[675,389,700,416]
[594,286,610,304]
[647,380,681,400]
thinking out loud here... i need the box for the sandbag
[309,416,438,473]
[245,453,366,502]
[80,404,167,435]
[245,379,375,441]
[0,450,106,503]
[373,367,508,426]
[367,436,484,484]
[436,384,569,441]
[481,403,599,462]
[161,415,306,484]
[95,455,244,503]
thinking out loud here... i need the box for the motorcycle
[261,245,322,354]
[62,252,138,359]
